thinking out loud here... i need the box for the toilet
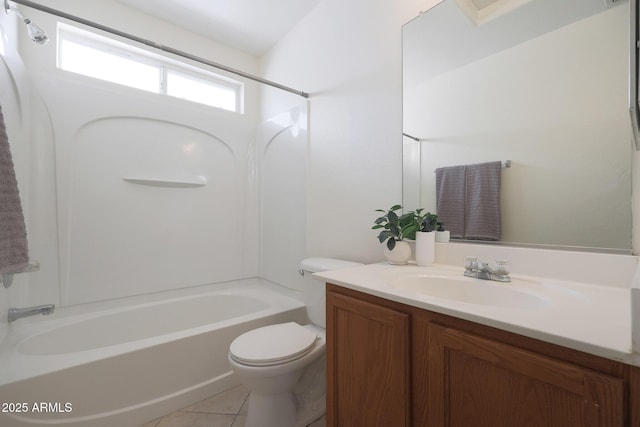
[228,258,362,427]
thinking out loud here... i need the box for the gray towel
[0,105,29,274]
[465,161,502,241]
[435,165,466,239]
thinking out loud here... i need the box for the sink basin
[387,272,551,309]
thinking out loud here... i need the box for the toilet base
[294,354,326,426]
[246,391,296,427]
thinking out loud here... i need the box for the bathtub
[0,278,308,427]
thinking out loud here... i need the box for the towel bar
[1,260,40,288]
[434,160,511,172]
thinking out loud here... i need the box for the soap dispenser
[436,222,450,243]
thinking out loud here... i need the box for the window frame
[57,23,244,114]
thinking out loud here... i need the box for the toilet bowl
[228,258,362,427]
[228,323,326,427]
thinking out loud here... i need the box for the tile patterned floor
[141,385,326,427]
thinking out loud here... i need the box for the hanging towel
[0,105,29,274]
[435,165,466,239]
[464,161,502,241]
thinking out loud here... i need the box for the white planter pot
[415,231,435,267]
[383,240,411,265]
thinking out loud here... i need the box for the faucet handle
[493,259,510,276]
[464,256,477,271]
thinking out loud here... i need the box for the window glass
[166,70,238,111]
[59,39,160,93]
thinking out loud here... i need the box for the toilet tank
[300,258,363,328]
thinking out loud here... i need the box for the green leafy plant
[372,205,417,250]
[414,208,438,233]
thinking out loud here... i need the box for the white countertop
[314,262,639,366]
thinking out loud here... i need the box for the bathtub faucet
[8,304,55,323]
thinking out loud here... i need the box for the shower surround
[0,5,309,424]
[0,2,309,310]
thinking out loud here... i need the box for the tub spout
[8,304,55,323]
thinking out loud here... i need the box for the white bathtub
[0,278,308,427]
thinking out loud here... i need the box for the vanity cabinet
[325,291,411,426]
[426,323,623,426]
[326,284,640,427]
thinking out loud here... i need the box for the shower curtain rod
[5,0,310,99]
[402,132,420,142]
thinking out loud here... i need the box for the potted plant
[372,205,416,264]
[415,208,438,233]
[412,208,438,267]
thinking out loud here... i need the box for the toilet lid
[229,322,318,366]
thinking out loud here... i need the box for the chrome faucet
[464,257,511,283]
[8,304,55,323]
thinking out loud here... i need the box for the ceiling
[115,0,322,56]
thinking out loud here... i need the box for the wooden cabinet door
[427,323,625,427]
[326,289,411,427]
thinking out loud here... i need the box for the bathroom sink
[386,271,550,309]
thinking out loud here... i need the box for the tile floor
[141,385,326,427]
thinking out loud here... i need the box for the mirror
[403,0,632,253]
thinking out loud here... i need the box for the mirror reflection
[402,0,632,252]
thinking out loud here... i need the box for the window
[58,39,160,93]
[166,70,238,110]
[57,24,243,113]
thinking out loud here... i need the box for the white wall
[260,0,439,264]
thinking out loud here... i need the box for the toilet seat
[229,322,319,367]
